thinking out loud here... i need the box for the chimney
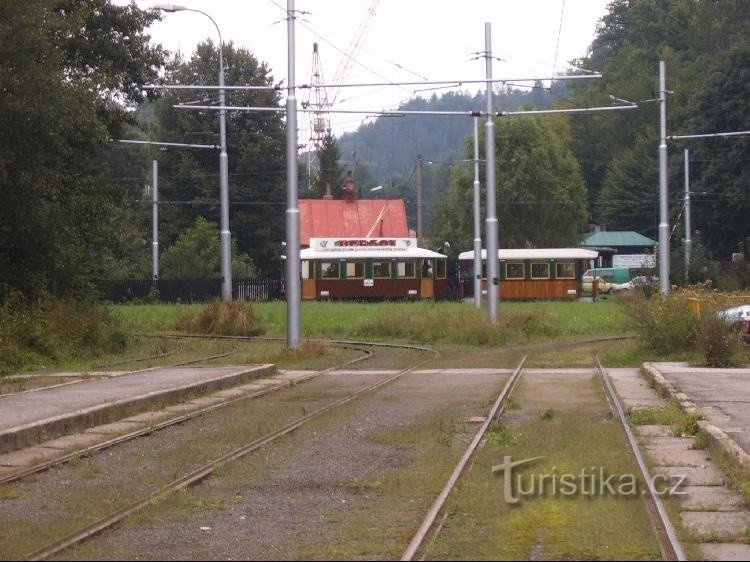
[343,171,355,202]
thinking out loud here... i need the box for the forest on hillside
[1,0,748,298]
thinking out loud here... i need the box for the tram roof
[299,199,409,245]
[458,248,599,260]
[301,247,447,260]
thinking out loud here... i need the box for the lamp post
[156,4,232,302]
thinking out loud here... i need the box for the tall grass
[619,288,742,367]
[175,301,265,336]
[0,294,128,375]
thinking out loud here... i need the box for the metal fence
[103,278,284,303]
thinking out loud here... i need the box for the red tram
[458,248,599,300]
[301,238,449,300]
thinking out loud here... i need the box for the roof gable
[580,231,656,247]
[299,199,410,245]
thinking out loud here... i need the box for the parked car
[582,274,607,294]
[718,304,750,343]
[718,304,750,324]
[611,276,653,293]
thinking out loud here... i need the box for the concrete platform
[644,362,750,460]
[0,364,274,454]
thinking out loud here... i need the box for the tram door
[420,259,434,298]
[301,260,317,299]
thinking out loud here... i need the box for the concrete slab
[608,368,662,410]
[28,432,109,453]
[699,543,750,561]
[84,421,146,436]
[679,486,746,511]
[643,436,696,450]
[121,411,176,426]
[647,362,750,455]
[0,446,62,467]
[329,370,400,376]
[646,448,713,467]
[187,396,233,408]
[681,511,750,540]
[0,364,274,454]
[653,465,726,486]
[633,425,673,438]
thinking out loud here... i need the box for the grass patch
[1,295,128,375]
[426,375,663,560]
[619,288,749,367]
[705,440,750,505]
[175,300,265,336]
[628,400,701,437]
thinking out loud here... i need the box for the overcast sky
[116,0,612,141]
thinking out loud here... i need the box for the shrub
[176,301,265,336]
[0,294,129,375]
[619,288,740,367]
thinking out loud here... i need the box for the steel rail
[595,355,686,561]
[400,355,527,561]
[0,342,374,486]
[24,346,435,561]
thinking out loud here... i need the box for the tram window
[506,262,524,279]
[556,262,575,279]
[320,261,339,279]
[436,259,447,279]
[422,259,433,278]
[397,260,416,278]
[531,262,550,279]
[373,261,391,278]
[346,261,365,278]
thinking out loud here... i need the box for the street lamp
[156,4,232,302]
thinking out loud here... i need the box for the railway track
[6,337,435,561]
[2,341,687,560]
[401,354,685,561]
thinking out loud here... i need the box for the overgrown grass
[427,375,663,560]
[175,300,264,336]
[619,288,747,367]
[0,295,128,375]
[111,300,629,344]
[628,400,701,437]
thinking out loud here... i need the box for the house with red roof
[299,198,410,247]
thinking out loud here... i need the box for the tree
[430,116,588,251]
[597,131,659,237]
[150,42,286,276]
[685,45,750,258]
[0,0,164,297]
[160,217,256,279]
[310,132,345,198]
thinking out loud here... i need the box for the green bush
[620,288,740,367]
[0,294,129,375]
[176,301,265,336]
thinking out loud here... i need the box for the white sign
[613,254,656,268]
[363,279,374,287]
[311,238,415,251]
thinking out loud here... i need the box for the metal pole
[473,116,482,309]
[286,0,301,349]
[217,29,232,302]
[152,160,159,281]
[658,60,670,295]
[416,155,423,247]
[484,23,499,322]
[155,5,232,301]
[684,148,691,284]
